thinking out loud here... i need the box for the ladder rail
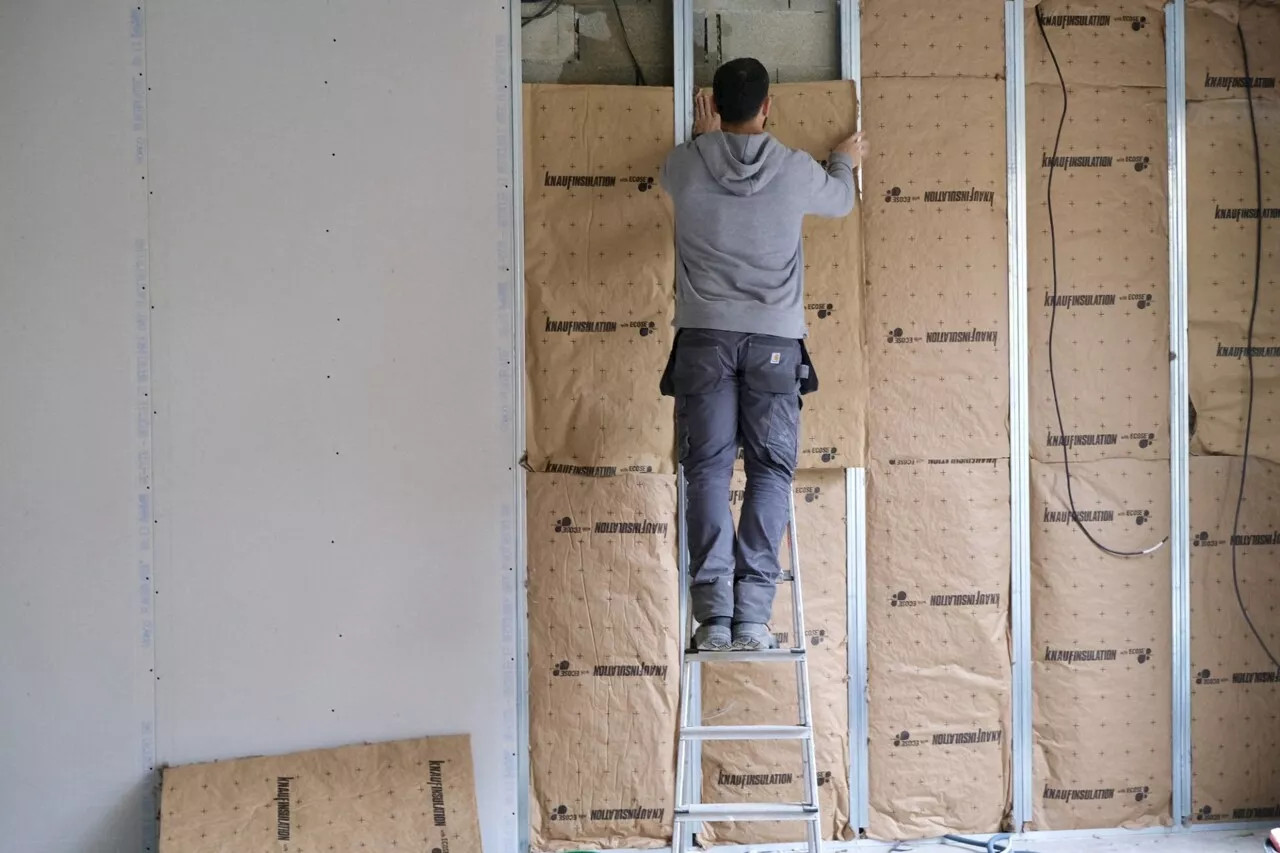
[674,482,823,853]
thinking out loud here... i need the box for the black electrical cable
[610,0,647,86]
[521,0,561,28]
[1229,21,1280,672]
[1035,6,1167,558]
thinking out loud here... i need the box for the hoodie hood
[693,131,788,197]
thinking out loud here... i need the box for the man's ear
[761,95,773,118]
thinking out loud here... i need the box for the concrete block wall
[520,0,840,86]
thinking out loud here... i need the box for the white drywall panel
[0,3,156,851]
[145,1,516,850]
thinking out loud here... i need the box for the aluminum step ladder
[673,472,821,853]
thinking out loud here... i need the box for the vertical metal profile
[672,3,697,842]
[839,0,861,110]
[1165,0,1193,828]
[673,0,694,141]
[1004,0,1034,833]
[505,3,530,852]
[846,468,870,834]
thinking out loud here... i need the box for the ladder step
[684,648,806,663]
[674,803,819,823]
[680,725,810,741]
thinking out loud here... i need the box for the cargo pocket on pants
[673,344,727,464]
[743,340,801,471]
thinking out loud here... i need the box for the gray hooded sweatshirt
[659,131,855,340]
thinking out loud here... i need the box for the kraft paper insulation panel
[1187,97,1280,463]
[1026,84,1170,463]
[526,470,852,849]
[1188,455,1280,824]
[1029,458,1173,830]
[524,85,678,475]
[865,458,1012,839]
[523,83,867,474]
[766,83,868,470]
[158,735,483,853]
[1024,0,1168,90]
[1186,0,1280,103]
[698,469,851,845]
[527,472,680,850]
[861,76,1010,461]
[860,0,1006,80]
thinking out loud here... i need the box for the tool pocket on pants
[743,339,801,471]
[673,344,727,463]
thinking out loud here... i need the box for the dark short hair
[712,58,770,125]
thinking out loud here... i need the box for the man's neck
[721,121,766,135]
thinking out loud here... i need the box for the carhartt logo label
[588,806,665,822]
[1214,205,1280,221]
[592,519,669,537]
[275,776,294,841]
[1045,646,1119,663]
[1040,13,1147,30]
[1216,343,1280,358]
[719,771,793,787]
[429,761,449,827]
[543,172,656,192]
[1205,72,1277,91]
[770,352,781,364]
[806,302,836,319]
[544,463,617,477]
[926,328,999,345]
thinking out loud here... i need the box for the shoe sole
[731,638,777,651]
[697,640,733,651]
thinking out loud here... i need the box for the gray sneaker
[731,622,779,651]
[693,623,732,651]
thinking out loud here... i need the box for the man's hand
[693,88,721,137]
[834,131,868,169]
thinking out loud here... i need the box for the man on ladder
[657,57,864,853]
[659,57,865,651]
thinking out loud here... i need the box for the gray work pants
[670,328,802,625]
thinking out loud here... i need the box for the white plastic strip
[1004,0,1034,832]
[500,3,528,852]
[846,468,869,833]
[1165,0,1193,829]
